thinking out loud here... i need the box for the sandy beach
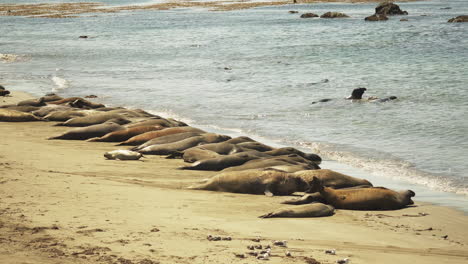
[1,91,467,264]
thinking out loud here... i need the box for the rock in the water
[300,13,319,18]
[289,11,298,14]
[400,18,408,22]
[375,2,408,15]
[365,14,389,21]
[320,12,349,18]
[448,15,468,23]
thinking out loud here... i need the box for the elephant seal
[308,176,415,210]
[44,110,87,121]
[177,142,244,163]
[125,117,179,128]
[48,122,124,140]
[138,133,231,155]
[346,87,367,99]
[264,147,321,164]
[104,150,143,160]
[132,132,204,151]
[225,136,256,144]
[17,97,46,107]
[55,113,130,127]
[118,126,205,146]
[32,105,72,117]
[187,170,311,196]
[221,154,320,172]
[0,109,43,122]
[42,94,63,102]
[259,203,335,218]
[3,105,40,113]
[88,125,163,142]
[294,169,372,189]
[0,90,10,96]
[48,97,105,109]
[179,151,267,171]
[281,193,326,205]
[237,141,274,152]
[263,164,318,173]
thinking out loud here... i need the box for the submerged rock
[448,15,468,23]
[320,12,349,18]
[289,10,298,14]
[365,14,389,21]
[375,2,408,16]
[300,13,319,18]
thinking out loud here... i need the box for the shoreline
[1,90,468,263]
[0,0,425,18]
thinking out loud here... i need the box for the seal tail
[258,212,276,219]
[86,137,101,142]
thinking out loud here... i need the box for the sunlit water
[1,0,467,210]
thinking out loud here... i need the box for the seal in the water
[187,170,312,196]
[307,176,415,210]
[259,203,335,218]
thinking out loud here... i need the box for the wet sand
[0,0,421,18]
[1,90,468,264]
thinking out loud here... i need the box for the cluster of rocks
[0,85,10,96]
[294,1,467,23]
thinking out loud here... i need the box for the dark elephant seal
[118,126,205,146]
[264,147,321,164]
[0,109,43,122]
[179,151,267,171]
[138,133,231,155]
[187,170,311,196]
[87,125,164,142]
[259,203,335,218]
[48,122,124,140]
[55,113,130,127]
[237,141,274,152]
[132,132,204,151]
[308,177,415,210]
[221,155,320,172]
[44,110,87,121]
[0,90,10,96]
[294,169,372,189]
[17,97,46,107]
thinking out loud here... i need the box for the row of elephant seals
[118,126,205,146]
[187,170,311,196]
[0,109,43,122]
[88,125,164,142]
[308,176,415,210]
[259,203,335,218]
[49,122,124,140]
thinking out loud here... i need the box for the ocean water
[1,0,467,210]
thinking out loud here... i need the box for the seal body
[0,109,43,122]
[221,155,320,172]
[56,113,130,127]
[294,169,372,189]
[259,203,335,218]
[118,126,205,146]
[133,132,204,151]
[188,170,310,196]
[88,125,163,142]
[44,110,87,121]
[49,122,124,140]
[104,150,143,160]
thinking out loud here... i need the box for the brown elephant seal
[125,117,178,128]
[132,132,204,151]
[17,97,46,107]
[179,151,267,171]
[32,105,72,117]
[0,109,43,122]
[55,113,130,127]
[294,169,372,189]
[225,136,256,144]
[237,141,274,152]
[264,147,321,164]
[177,142,244,163]
[264,164,318,173]
[103,150,143,160]
[87,125,164,142]
[118,126,205,146]
[281,193,326,205]
[48,97,105,109]
[44,110,88,121]
[48,122,124,140]
[42,94,63,102]
[0,90,10,96]
[259,203,335,218]
[187,170,311,196]
[221,154,320,172]
[308,177,415,210]
[3,105,41,113]
[138,133,231,155]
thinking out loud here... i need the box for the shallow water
[1,0,467,210]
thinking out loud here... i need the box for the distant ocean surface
[1,1,467,209]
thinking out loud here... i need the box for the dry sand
[1,91,468,264]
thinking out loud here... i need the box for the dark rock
[78,35,88,39]
[0,85,5,90]
[440,7,452,10]
[320,12,349,18]
[400,18,409,21]
[375,2,408,16]
[289,11,299,14]
[365,14,389,21]
[448,15,468,23]
[0,90,10,96]
[301,13,319,18]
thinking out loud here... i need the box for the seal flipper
[258,212,275,218]
[166,151,183,159]
[264,185,274,197]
